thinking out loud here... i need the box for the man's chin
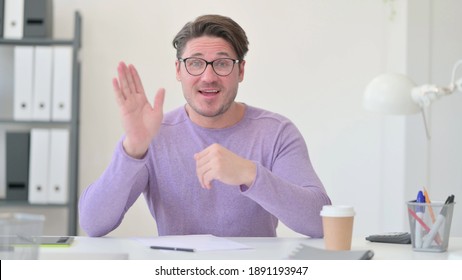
[195,109,224,118]
[187,103,227,118]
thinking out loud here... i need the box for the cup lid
[320,205,355,217]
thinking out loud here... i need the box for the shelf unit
[0,11,81,235]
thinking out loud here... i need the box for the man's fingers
[113,78,125,105]
[117,62,138,95]
[125,64,138,94]
[129,64,145,94]
[194,148,210,163]
[196,153,220,190]
[117,62,131,94]
[153,88,165,114]
[195,154,210,189]
[199,168,213,190]
[196,158,206,188]
[194,145,221,189]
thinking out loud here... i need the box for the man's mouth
[199,89,220,97]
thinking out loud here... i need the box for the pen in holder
[406,198,455,252]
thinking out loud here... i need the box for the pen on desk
[422,195,455,248]
[415,191,425,248]
[150,246,195,252]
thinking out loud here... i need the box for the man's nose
[200,64,219,82]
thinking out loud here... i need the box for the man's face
[176,36,245,121]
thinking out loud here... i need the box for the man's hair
[172,15,249,60]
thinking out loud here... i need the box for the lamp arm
[450,59,462,93]
[411,59,462,140]
[411,59,462,108]
[450,59,462,85]
[411,84,452,108]
[456,77,462,93]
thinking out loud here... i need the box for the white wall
[385,0,462,236]
[428,0,462,236]
[51,0,461,237]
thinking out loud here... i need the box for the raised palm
[112,62,165,158]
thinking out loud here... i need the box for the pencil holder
[406,201,455,252]
[0,213,45,259]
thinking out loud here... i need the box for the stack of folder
[13,45,73,121]
[28,128,70,204]
[2,129,70,204]
[1,0,53,39]
[1,0,72,204]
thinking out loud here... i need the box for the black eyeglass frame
[178,57,240,77]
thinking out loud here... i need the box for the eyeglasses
[178,57,240,76]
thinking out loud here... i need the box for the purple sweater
[79,105,331,237]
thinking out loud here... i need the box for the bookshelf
[0,11,81,235]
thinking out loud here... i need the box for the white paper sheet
[135,234,252,252]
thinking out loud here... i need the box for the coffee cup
[320,205,355,250]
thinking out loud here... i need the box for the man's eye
[189,60,203,68]
[215,60,229,68]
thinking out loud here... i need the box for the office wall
[50,0,461,237]
[427,0,462,236]
[386,0,462,237]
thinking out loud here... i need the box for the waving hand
[112,62,165,158]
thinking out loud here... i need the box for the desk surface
[39,236,462,260]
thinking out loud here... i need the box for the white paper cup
[320,205,355,250]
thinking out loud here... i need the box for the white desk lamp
[363,59,462,139]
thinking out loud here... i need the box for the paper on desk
[135,234,252,252]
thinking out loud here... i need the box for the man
[79,14,331,237]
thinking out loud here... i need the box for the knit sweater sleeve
[241,122,331,238]
[78,138,149,237]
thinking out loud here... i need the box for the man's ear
[238,60,246,82]
[175,60,181,81]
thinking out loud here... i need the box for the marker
[422,195,455,248]
[150,246,195,252]
[414,191,425,248]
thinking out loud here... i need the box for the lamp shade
[363,73,420,115]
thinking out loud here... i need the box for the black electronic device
[365,232,411,244]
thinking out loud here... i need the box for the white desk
[39,236,462,260]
